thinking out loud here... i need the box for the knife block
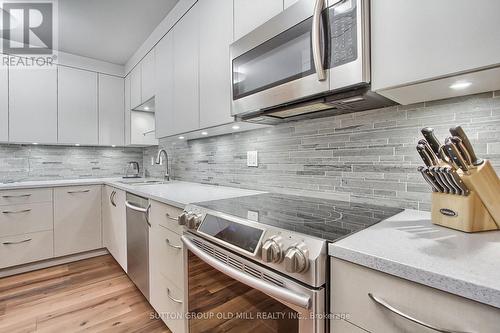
[458,160,500,226]
[431,191,499,233]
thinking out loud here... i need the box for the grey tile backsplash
[0,145,143,182]
[144,91,500,211]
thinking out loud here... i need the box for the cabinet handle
[165,238,182,250]
[3,238,32,245]
[165,213,178,222]
[2,194,31,198]
[2,209,32,214]
[166,288,182,304]
[67,189,90,194]
[312,0,326,81]
[368,293,473,333]
[110,191,116,207]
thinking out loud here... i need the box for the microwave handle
[182,235,312,310]
[312,0,326,81]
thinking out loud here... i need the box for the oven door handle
[182,235,311,310]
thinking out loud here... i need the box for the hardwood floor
[0,255,170,333]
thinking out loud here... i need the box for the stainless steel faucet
[155,149,170,181]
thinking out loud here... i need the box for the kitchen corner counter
[0,178,264,209]
[329,209,500,309]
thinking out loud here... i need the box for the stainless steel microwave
[230,0,394,124]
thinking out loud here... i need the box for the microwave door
[231,0,330,116]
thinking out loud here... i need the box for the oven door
[182,234,326,333]
[230,0,330,116]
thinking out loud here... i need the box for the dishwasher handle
[125,201,151,227]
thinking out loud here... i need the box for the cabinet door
[9,63,57,144]
[54,186,102,257]
[155,32,175,138]
[0,56,7,142]
[58,67,98,145]
[130,66,142,109]
[98,74,124,146]
[173,4,200,134]
[199,0,234,129]
[124,75,131,145]
[102,186,127,272]
[141,50,155,103]
[233,0,283,40]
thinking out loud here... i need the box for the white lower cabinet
[54,186,102,257]
[150,200,187,333]
[331,258,500,333]
[0,231,53,269]
[102,186,127,271]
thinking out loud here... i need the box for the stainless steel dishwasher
[125,193,150,300]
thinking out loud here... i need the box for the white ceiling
[58,0,179,65]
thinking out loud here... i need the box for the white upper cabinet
[173,3,200,134]
[58,67,98,145]
[155,31,175,139]
[0,56,7,142]
[98,74,125,146]
[233,0,283,40]
[141,50,155,103]
[372,0,500,104]
[199,0,234,129]
[130,65,142,109]
[9,63,58,144]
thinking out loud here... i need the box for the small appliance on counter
[123,161,141,179]
[416,126,500,232]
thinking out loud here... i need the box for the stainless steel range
[179,193,403,333]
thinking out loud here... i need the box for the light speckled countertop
[329,209,500,309]
[0,178,264,208]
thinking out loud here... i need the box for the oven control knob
[284,246,309,273]
[178,212,189,226]
[187,214,202,229]
[261,238,282,263]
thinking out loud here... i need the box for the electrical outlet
[247,151,258,167]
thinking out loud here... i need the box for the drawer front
[0,188,52,206]
[151,273,186,333]
[331,258,500,333]
[153,225,184,290]
[150,200,184,235]
[332,319,369,333]
[0,202,53,236]
[0,230,54,269]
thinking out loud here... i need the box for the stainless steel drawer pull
[368,293,473,333]
[165,238,182,250]
[166,288,182,304]
[2,209,32,214]
[2,194,32,198]
[3,238,32,245]
[165,213,178,222]
[67,189,90,194]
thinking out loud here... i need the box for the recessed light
[201,131,208,136]
[111,145,116,148]
[449,81,472,90]
[178,136,185,140]
[232,125,240,130]
[144,106,150,111]
[75,144,80,146]
[32,143,38,145]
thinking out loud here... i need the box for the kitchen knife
[416,144,434,167]
[449,126,484,166]
[421,127,443,159]
[417,139,439,166]
[438,166,460,195]
[428,166,450,194]
[444,167,470,196]
[417,166,441,192]
[445,142,470,175]
[450,136,473,167]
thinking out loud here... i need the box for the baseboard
[0,248,109,278]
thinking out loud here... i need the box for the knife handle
[450,136,472,166]
[449,126,483,166]
[417,166,439,192]
[418,139,439,165]
[421,127,442,159]
[445,143,470,175]
[416,144,433,167]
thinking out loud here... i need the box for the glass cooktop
[193,193,403,242]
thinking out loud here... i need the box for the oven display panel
[198,215,264,254]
